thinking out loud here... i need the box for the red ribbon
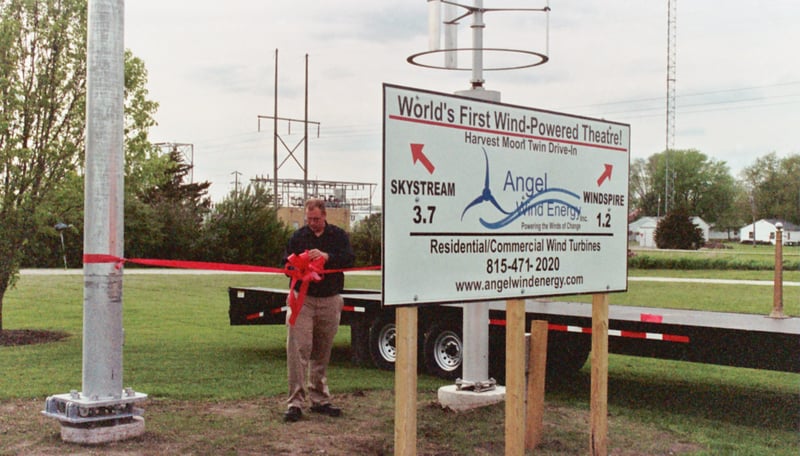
[83,254,287,274]
[284,251,327,326]
[83,253,380,327]
[83,253,381,273]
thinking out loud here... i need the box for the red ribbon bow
[285,251,326,326]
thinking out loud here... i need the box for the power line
[561,80,800,111]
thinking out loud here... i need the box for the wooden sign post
[394,306,418,456]
[383,85,628,455]
[526,320,548,449]
[590,293,609,455]
[504,299,526,455]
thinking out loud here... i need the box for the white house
[708,227,739,241]
[739,219,800,245]
[690,217,710,244]
[629,216,659,247]
[785,222,800,246]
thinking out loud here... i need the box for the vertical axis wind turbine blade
[428,0,441,51]
[444,1,458,68]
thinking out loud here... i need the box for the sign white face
[382,84,630,306]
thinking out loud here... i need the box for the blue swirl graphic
[461,148,581,230]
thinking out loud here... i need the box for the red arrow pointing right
[597,164,613,186]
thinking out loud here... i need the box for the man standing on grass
[282,198,355,423]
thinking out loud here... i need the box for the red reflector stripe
[640,313,663,323]
[343,306,366,313]
[491,320,689,343]
[663,333,691,343]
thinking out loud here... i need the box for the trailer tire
[350,320,371,366]
[423,323,463,380]
[368,315,396,371]
[546,332,590,377]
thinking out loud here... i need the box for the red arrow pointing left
[597,164,613,186]
[410,143,435,174]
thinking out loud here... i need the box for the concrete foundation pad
[60,416,145,444]
[437,384,506,411]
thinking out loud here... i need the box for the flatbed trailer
[229,287,800,380]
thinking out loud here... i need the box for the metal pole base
[769,310,789,319]
[455,377,497,393]
[438,384,506,412]
[43,389,147,443]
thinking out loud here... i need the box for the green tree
[633,149,735,224]
[0,2,162,330]
[351,212,381,267]
[134,149,211,260]
[654,210,704,250]
[199,184,291,266]
[0,0,87,330]
[122,49,166,194]
[629,157,660,215]
[21,50,163,268]
[20,170,83,267]
[714,180,750,240]
[741,153,800,225]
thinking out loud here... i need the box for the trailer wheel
[368,315,396,370]
[350,320,371,366]
[423,323,463,379]
[546,332,590,377]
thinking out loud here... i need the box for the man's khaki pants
[286,293,344,409]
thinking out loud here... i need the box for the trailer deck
[229,287,800,374]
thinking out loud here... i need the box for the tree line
[21,150,292,270]
[0,0,290,330]
[1,0,796,329]
[629,149,800,235]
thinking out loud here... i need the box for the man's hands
[307,249,329,262]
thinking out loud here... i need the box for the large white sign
[382,84,630,306]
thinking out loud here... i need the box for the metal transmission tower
[257,50,320,208]
[664,0,677,214]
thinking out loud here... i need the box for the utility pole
[231,171,242,196]
[44,0,146,442]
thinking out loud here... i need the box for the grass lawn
[0,271,798,454]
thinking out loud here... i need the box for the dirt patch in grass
[0,331,709,454]
[0,329,69,347]
[0,391,706,455]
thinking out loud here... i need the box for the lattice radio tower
[664,0,677,214]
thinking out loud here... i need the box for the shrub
[654,211,704,250]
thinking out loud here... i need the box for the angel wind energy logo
[461,148,582,229]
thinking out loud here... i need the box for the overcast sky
[124,1,799,204]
